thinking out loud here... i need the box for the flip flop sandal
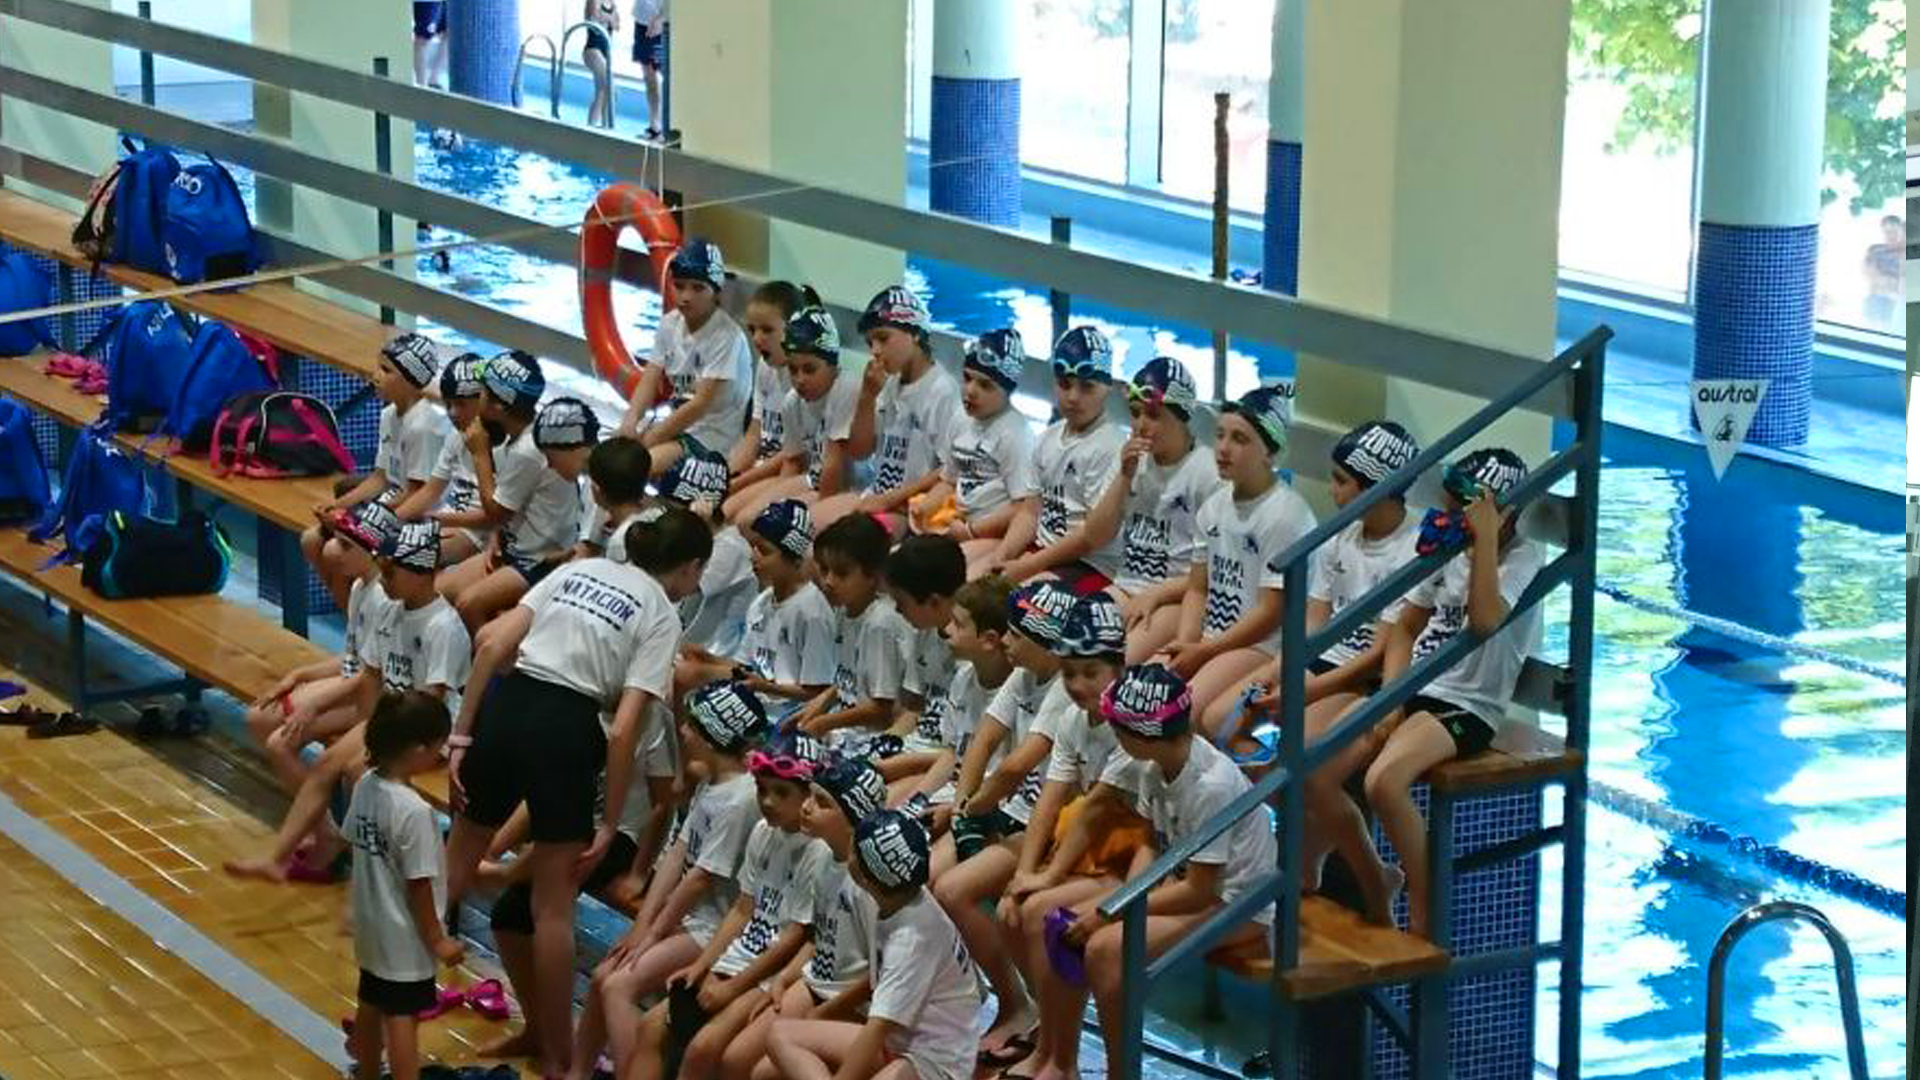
[171,706,211,737]
[416,985,467,1021]
[27,713,100,739]
[463,978,512,1021]
[285,848,348,885]
[977,1029,1037,1068]
[134,706,170,739]
[0,706,58,727]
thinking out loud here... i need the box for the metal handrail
[1099,328,1606,1080]
[511,33,559,118]
[1704,901,1869,1080]
[0,0,1574,415]
[559,21,616,129]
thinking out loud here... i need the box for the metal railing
[510,34,559,118]
[1098,326,1608,1080]
[1703,901,1869,1080]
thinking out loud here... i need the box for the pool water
[407,134,1907,1078]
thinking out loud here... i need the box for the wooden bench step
[0,354,339,533]
[0,189,389,382]
[0,527,328,704]
[1208,895,1450,1001]
[1427,743,1584,794]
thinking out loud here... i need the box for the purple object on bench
[1044,906,1087,988]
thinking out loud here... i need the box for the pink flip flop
[43,352,89,378]
[416,985,467,1021]
[464,978,512,1021]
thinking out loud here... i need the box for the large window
[1812,0,1905,334]
[1159,0,1274,212]
[1020,0,1131,183]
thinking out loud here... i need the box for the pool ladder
[512,26,616,128]
[1703,900,1869,1080]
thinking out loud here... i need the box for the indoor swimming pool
[360,132,1912,1078]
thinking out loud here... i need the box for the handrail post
[1115,900,1149,1080]
[136,0,154,106]
[371,56,395,326]
[1270,559,1309,1074]
[1557,342,1604,1078]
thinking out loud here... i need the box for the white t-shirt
[868,366,959,495]
[905,659,981,756]
[829,594,911,719]
[804,859,878,998]
[870,892,983,1080]
[943,405,1036,518]
[339,577,388,679]
[903,626,952,705]
[375,399,448,487]
[1118,737,1278,925]
[361,596,471,714]
[616,701,681,840]
[1045,702,1139,801]
[653,307,752,455]
[714,823,833,978]
[750,361,789,460]
[778,373,863,490]
[1114,447,1219,593]
[679,526,755,653]
[428,431,485,525]
[1409,540,1545,726]
[1032,417,1128,578]
[739,582,837,688]
[1195,482,1317,652]
[517,558,681,707]
[494,428,582,563]
[345,772,446,982]
[1305,514,1422,667]
[998,678,1076,826]
[581,504,643,562]
[680,772,761,945]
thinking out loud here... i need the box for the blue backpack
[163,157,258,285]
[0,396,51,524]
[162,320,276,452]
[29,426,151,563]
[109,137,182,274]
[97,299,197,433]
[0,251,54,357]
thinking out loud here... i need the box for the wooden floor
[0,670,517,1080]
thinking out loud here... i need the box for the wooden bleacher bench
[0,188,391,382]
[0,353,336,534]
[1207,896,1450,1001]
[1422,656,1581,794]
[0,528,328,705]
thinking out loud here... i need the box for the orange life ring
[579,183,681,400]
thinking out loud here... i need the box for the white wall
[108,0,252,88]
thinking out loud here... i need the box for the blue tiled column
[1689,0,1830,449]
[929,0,1020,227]
[449,0,521,105]
[1262,140,1302,295]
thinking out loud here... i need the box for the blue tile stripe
[1691,221,1815,449]
[930,76,1022,228]
[448,0,522,105]
[1263,139,1302,296]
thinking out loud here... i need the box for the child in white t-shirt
[766,811,983,1080]
[653,446,757,653]
[1081,357,1219,663]
[930,580,1080,1061]
[1363,447,1542,939]
[914,328,1035,569]
[727,280,817,479]
[447,390,595,634]
[573,680,768,1079]
[795,514,911,752]
[306,331,447,612]
[890,576,1018,828]
[1067,663,1277,1073]
[343,690,463,1080]
[813,286,955,535]
[1161,385,1316,738]
[629,731,834,1080]
[726,304,876,526]
[394,354,490,566]
[618,238,753,478]
[696,499,835,716]
[574,435,654,563]
[881,535,967,754]
[994,326,1129,596]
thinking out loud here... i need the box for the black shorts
[460,673,609,843]
[1308,657,1339,677]
[508,552,561,588]
[411,2,447,39]
[633,25,668,68]
[1405,694,1497,756]
[952,808,1022,861]
[359,969,437,1016]
[490,830,639,936]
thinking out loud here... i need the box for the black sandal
[28,713,101,739]
[0,706,57,727]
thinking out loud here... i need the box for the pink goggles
[747,749,818,781]
[1098,679,1192,739]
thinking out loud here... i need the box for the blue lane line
[0,790,351,1071]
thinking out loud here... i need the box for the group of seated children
[229,247,1546,1080]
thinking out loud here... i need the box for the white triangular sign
[1689,378,1768,480]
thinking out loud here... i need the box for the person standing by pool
[632,0,671,140]
[582,0,621,128]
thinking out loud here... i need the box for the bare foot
[223,854,289,884]
[477,1026,541,1059]
[1363,864,1406,928]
